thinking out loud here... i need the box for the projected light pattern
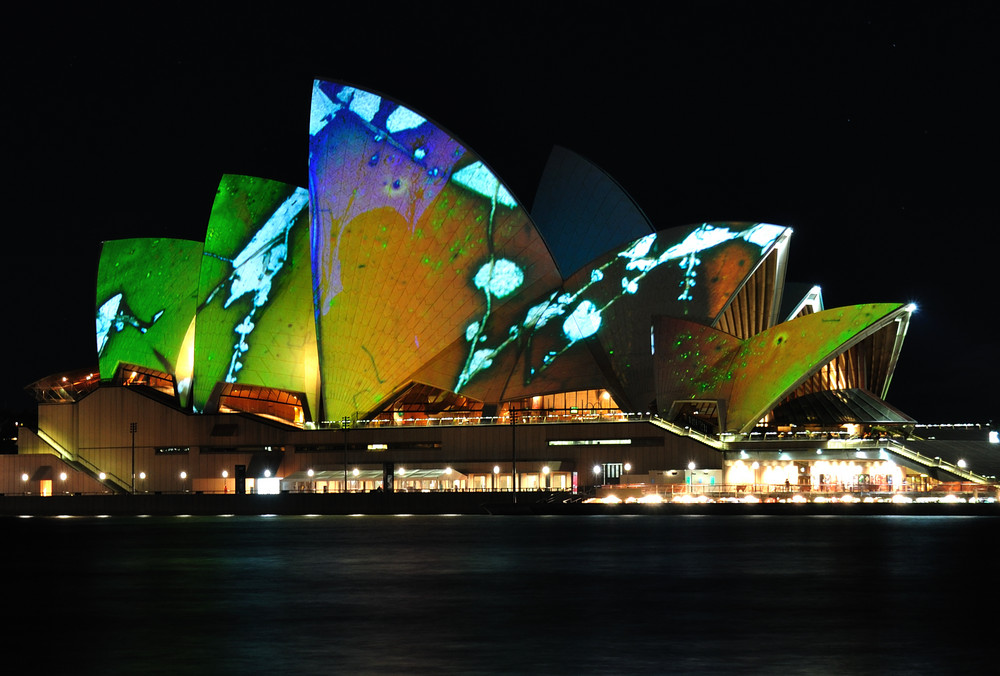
[310,81,469,309]
[90,79,911,429]
[213,189,308,383]
[96,238,202,403]
[654,303,909,432]
[460,223,786,395]
[310,79,559,419]
[451,161,518,208]
[96,294,163,356]
[194,176,317,414]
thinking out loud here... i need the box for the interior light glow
[257,478,280,495]
[549,439,631,446]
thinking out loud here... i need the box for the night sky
[6,2,996,424]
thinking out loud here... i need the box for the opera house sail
[86,79,915,434]
[7,77,950,502]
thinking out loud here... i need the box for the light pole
[129,422,137,494]
[342,417,350,493]
[511,405,517,503]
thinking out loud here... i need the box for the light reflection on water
[4,515,995,674]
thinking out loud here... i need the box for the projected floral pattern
[456,223,786,391]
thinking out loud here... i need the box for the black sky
[5,2,996,423]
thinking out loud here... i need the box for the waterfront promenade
[2,490,997,517]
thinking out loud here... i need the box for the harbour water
[5,514,995,674]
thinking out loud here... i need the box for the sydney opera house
[6,80,990,502]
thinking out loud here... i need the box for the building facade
[13,79,984,503]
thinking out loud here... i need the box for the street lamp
[511,405,518,503]
[21,472,29,495]
[222,469,229,494]
[542,465,550,491]
[129,422,137,494]
[493,464,500,491]
[342,417,350,493]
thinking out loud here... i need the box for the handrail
[882,439,990,484]
[35,428,131,494]
[601,481,999,497]
[34,428,75,464]
[311,411,661,429]
[646,416,728,450]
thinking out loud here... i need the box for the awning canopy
[771,388,915,427]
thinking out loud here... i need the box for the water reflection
[5,515,994,674]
